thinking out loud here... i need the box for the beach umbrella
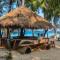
[0,6,53,29]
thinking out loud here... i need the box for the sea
[1,29,55,39]
[10,29,55,39]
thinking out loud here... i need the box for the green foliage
[43,0,60,20]
[25,0,44,12]
[46,0,60,16]
[10,0,60,20]
[1,0,60,20]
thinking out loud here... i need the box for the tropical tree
[43,0,60,37]
[42,0,60,21]
[0,0,44,16]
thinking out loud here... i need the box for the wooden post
[18,28,20,36]
[17,0,25,6]
[0,27,1,46]
[47,29,48,38]
[44,29,48,37]
[32,29,34,37]
[20,28,24,37]
[7,27,11,49]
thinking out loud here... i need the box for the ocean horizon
[10,29,55,38]
[1,29,55,39]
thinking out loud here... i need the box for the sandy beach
[1,41,60,60]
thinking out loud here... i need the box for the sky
[37,8,44,17]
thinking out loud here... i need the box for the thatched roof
[0,14,31,28]
[0,6,53,29]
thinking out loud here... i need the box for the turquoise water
[10,29,55,38]
[1,29,55,38]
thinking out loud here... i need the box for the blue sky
[37,8,44,17]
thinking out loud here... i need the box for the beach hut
[0,6,53,48]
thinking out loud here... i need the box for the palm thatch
[0,14,31,28]
[0,6,53,29]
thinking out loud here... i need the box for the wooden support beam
[7,28,11,49]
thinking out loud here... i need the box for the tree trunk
[17,0,21,6]
[51,16,55,26]
[21,0,25,6]
[54,28,57,39]
[8,0,13,12]
[51,16,57,39]
[0,27,1,46]
[17,0,25,6]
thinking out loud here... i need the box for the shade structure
[0,6,53,29]
[0,14,31,28]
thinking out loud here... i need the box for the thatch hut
[0,6,53,48]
